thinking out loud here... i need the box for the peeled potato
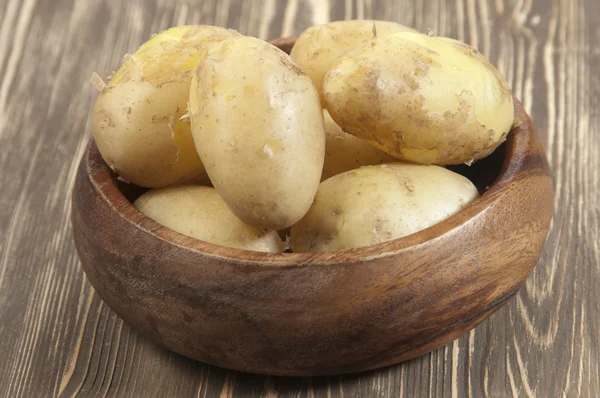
[290,20,416,97]
[134,186,282,252]
[322,110,396,181]
[290,163,479,252]
[92,25,241,188]
[189,36,325,230]
[323,32,514,165]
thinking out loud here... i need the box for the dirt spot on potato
[280,55,305,76]
[302,227,335,251]
[100,117,115,129]
[151,115,170,123]
[364,69,382,98]
[408,113,434,128]
[413,59,430,77]
[454,40,476,54]
[402,73,420,91]
[372,218,393,242]
[402,180,415,194]
[424,47,440,56]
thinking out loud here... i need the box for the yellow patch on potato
[92,25,241,188]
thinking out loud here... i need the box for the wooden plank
[0,0,597,396]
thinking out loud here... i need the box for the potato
[134,186,282,252]
[189,36,325,230]
[322,109,397,181]
[290,163,479,252]
[323,32,514,166]
[92,25,241,188]
[290,20,416,97]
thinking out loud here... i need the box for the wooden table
[1,0,598,396]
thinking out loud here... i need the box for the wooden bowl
[71,37,553,376]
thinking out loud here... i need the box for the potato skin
[322,110,397,181]
[323,32,514,165]
[290,163,479,252]
[134,186,282,253]
[290,20,416,97]
[189,37,325,230]
[92,25,240,188]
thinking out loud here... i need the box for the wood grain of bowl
[71,37,553,376]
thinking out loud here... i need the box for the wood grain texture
[0,0,597,396]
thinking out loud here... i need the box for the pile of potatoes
[91,21,514,253]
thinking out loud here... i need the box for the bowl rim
[84,98,534,268]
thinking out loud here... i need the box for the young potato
[322,109,397,181]
[92,25,241,188]
[290,20,416,97]
[290,163,479,252]
[189,36,325,230]
[134,186,282,253]
[323,32,514,166]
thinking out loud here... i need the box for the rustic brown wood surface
[0,0,598,396]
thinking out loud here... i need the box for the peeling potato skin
[189,37,325,230]
[290,163,479,253]
[134,186,283,253]
[290,20,416,98]
[322,32,514,166]
[109,25,241,86]
[322,109,397,181]
[92,25,241,188]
